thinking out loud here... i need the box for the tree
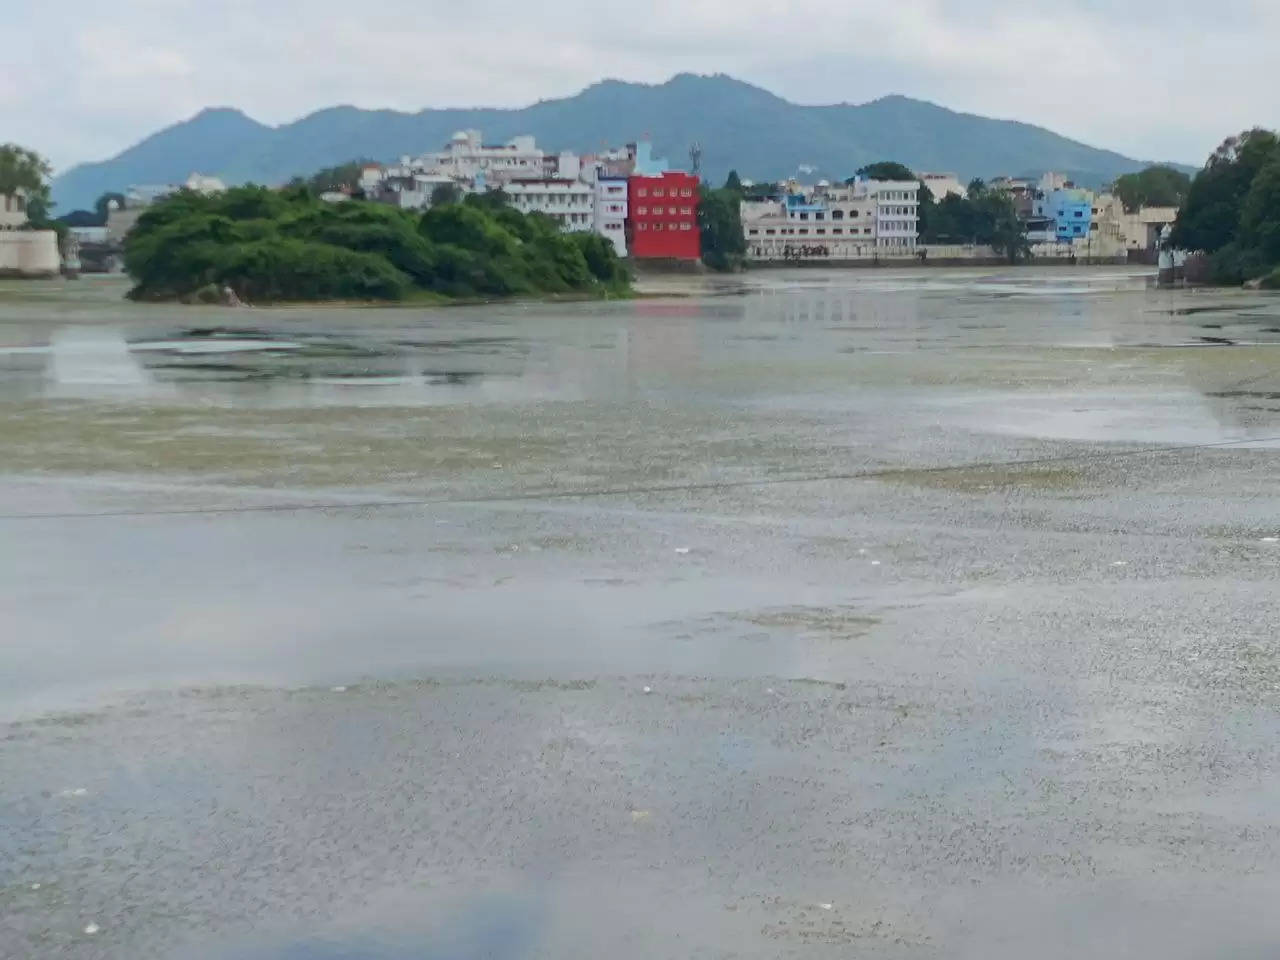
[1173,128,1279,253]
[854,161,916,182]
[967,178,987,200]
[697,184,745,271]
[982,191,1031,263]
[1112,166,1191,213]
[0,144,54,227]
[723,170,743,193]
[430,183,462,207]
[1239,155,1280,263]
[0,144,51,198]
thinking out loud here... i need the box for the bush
[1207,242,1270,285]
[125,186,629,303]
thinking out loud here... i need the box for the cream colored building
[1,188,30,230]
[504,179,595,232]
[741,179,919,261]
[919,173,963,200]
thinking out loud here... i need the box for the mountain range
[51,73,1191,214]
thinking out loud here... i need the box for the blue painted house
[1039,188,1094,242]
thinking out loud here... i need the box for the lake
[3,267,1280,958]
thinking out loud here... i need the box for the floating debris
[330,686,348,693]
[642,686,653,694]
[83,923,100,935]
[674,547,691,555]
[57,788,88,798]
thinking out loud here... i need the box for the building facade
[592,175,629,256]
[413,130,546,184]
[627,171,700,260]
[1,189,29,230]
[504,179,595,232]
[1038,187,1094,242]
[741,179,918,261]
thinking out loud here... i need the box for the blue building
[1039,188,1093,242]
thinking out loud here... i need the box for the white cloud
[4,0,1277,172]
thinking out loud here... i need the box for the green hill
[52,74,1191,213]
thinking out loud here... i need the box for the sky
[4,0,1276,174]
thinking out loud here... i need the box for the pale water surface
[3,269,1280,958]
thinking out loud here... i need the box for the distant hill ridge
[51,73,1189,213]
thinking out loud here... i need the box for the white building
[503,179,594,232]
[919,172,963,200]
[413,130,547,184]
[741,179,919,261]
[184,172,227,195]
[1,188,30,230]
[591,174,628,256]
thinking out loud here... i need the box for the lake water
[3,268,1280,958]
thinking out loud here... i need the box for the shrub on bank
[124,185,630,303]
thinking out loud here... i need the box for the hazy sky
[4,0,1275,173]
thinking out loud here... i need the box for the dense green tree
[1112,166,1190,213]
[0,144,50,198]
[697,185,746,271]
[723,170,743,193]
[1238,156,1280,264]
[286,160,372,195]
[124,186,628,303]
[430,183,462,207]
[853,161,916,183]
[1173,129,1280,254]
[967,178,987,200]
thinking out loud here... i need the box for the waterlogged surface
[3,269,1280,958]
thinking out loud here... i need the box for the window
[637,188,647,197]
[799,213,808,220]
[681,188,692,197]
[681,207,692,215]
[833,228,843,235]
[749,229,759,235]
[799,228,809,235]
[637,206,647,215]
[815,212,825,221]
[765,229,776,235]
[654,188,665,197]
[637,222,648,230]
[816,229,826,235]
[654,223,663,231]
[832,210,844,220]
[680,223,691,231]
[669,222,678,231]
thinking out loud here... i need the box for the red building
[627,171,701,261]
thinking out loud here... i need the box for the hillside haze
[52,74,1182,212]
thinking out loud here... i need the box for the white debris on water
[330,686,348,693]
[630,810,651,823]
[818,902,834,911]
[30,883,41,890]
[83,923,100,935]
[871,560,882,566]
[1112,561,1129,566]
[674,547,691,555]
[58,788,88,797]
[1261,537,1279,543]
[643,686,653,694]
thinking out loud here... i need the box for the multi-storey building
[503,179,595,232]
[591,174,629,256]
[627,170,700,260]
[741,179,918,261]
[1036,187,1094,242]
[413,130,546,184]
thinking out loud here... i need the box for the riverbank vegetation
[1172,129,1280,287]
[123,186,630,303]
